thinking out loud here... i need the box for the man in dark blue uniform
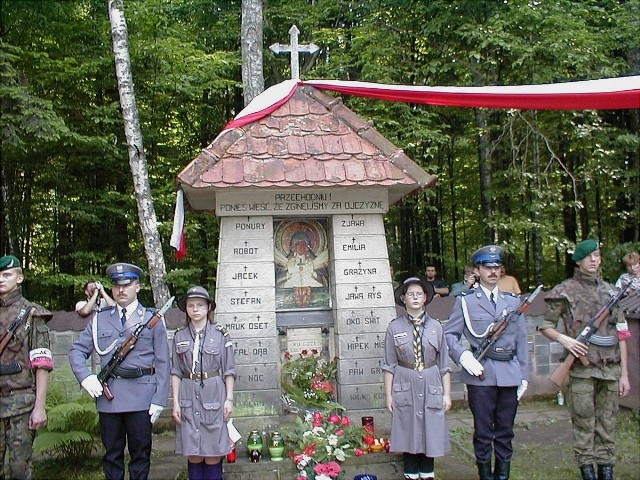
[445,246,529,480]
[69,262,170,480]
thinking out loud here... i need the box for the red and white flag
[170,189,187,261]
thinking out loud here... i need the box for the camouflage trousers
[567,376,619,466]
[0,412,36,480]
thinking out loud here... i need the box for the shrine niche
[274,219,330,310]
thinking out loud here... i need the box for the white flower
[325,445,332,454]
[316,475,332,480]
[302,430,313,439]
[334,448,346,461]
[312,426,325,435]
[328,434,338,446]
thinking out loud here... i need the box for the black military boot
[494,459,511,480]
[580,464,597,480]
[476,461,493,480]
[597,464,613,480]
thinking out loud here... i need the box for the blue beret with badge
[471,245,504,267]
[0,255,21,272]
[106,262,143,285]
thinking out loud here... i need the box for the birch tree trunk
[241,0,264,105]
[108,0,170,306]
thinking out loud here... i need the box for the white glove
[81,374,103,398]
[459,350,485,377]
[517,380,528,401]
[149,404,163,424]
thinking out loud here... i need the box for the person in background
[615,250,640,291]
[425,265,449,297]
[0,255,53,480]
[450,266,479,296]
[171,286,236,480]
[69,262,170,480]
[496,266,521,295]
[383,277,451,480]
[539,240,630,480]
[75,279,116,317]
[445,246,529,480]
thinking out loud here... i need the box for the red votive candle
[361,416,375,435]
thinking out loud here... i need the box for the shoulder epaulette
[505,292,519,298]
[96,305,111,313]
[460,289,474,296]
[216,324,229,336]
[175,324,186,332]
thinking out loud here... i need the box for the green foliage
[1,0,638,305]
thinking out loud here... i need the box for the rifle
[475,285,543,381]
[97,296,174,400]
[0,304,34,359]
[549,282,631,388]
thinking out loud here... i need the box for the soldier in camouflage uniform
[0,255,53,480]
[540,240,631,480]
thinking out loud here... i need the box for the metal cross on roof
[269,25,319,80]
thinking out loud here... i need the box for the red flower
[340,416,351,426]
[312,348,319,355]
[355,448,364,457]
[363,435,375,446]
[284,351,292,360]
[304,443,316,456]
[328,413,341,424]
[313,411,324,422]
[301,349,308,355]
[335,429,344,436]
[314,461,342,477]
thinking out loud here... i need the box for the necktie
[490,292,496,309]
[413,323,424,372]
[120,308,127,326]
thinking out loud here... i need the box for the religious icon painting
[274,219,330,311]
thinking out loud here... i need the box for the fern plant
[33,365,101,462]
[33,401,101,461]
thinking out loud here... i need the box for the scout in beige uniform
[171,286,236,480]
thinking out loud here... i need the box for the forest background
[1,0,638,310]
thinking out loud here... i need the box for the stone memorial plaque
[231,337,278,365]
[220,216,274,238]
[338,383,386,410]
[235,363,279,390]
[216,188,388,216]
[283,327,325,355]
[215,286,275,313]
[233,389,281,417]
[331,214,385,235]
[332,234,390,260]
[217,262,275,288]
[337,332,386,359]
[218,312,277,338]
[335,307,396,335]
[335,283,394,309]
[333,258,392,285]
[218,237,274,263]
[337,357,385,385]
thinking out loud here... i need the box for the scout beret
[106,262,143,285]
[178,285,216,311]
[0,255,21,271]
[394,276,435,306]
[571,239,599,262]
[471,245,504,267]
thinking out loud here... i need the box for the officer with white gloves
[70,262,170,480]
[445,246,530,480]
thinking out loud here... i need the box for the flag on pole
[170,189,187,260]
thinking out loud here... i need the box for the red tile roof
[178,85,436,211]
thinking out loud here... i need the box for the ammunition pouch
[588,335,617,347]
[0,362,23,376]
[473,347,515,361]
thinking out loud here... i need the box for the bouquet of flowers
[281,349,342,411]
[286,411,367,480]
